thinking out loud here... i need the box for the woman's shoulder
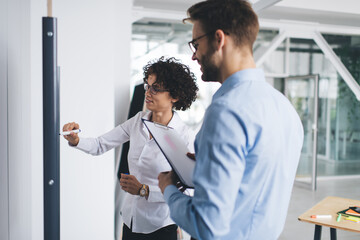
[172,112,195,151]
[120,111,149,128]
[171,112,195,136]
[127,111,150,122]
[169,111,187,128]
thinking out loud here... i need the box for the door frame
[285,74,319,191]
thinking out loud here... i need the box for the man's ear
[214,29,226,51]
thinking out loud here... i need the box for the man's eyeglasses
[188,31,215,54]
[144,83,169,95]
[188,30,230,54]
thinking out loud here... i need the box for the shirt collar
[141,111,183,130]
[167,111,183,129]
[213,68,265,100]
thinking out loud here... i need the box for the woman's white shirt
[75,111,194,233]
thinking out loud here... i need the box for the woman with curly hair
[62,57,198,240]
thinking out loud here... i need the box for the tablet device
[142,119,195,188]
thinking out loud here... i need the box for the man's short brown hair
[184,0,259,50]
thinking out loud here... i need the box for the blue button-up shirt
[164,69,304,240]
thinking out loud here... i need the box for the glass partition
[322,34,360,162]
[271,37,360,178]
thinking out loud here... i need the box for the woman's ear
[171,98,179,103]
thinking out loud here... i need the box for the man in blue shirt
[158,0,304,239]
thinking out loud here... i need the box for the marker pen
[59,129,81,136]
[311,215,332,219]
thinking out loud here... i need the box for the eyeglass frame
[143,83,169,95]
[188,30,230,54]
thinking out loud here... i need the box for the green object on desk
[336,214,341,222]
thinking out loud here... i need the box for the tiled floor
[279,177,360,240]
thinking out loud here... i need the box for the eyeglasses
[188,31,215,54]
[144,83,169,95]
[188,30,230,54]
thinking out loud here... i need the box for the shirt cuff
[147,185,165,202]
[74,138,89,151]
[163,185,178,203]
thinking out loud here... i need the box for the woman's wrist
[145,185,149,200]
[139,184,150,199]
[68,137,79,146]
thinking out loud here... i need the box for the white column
[6,0,45,238]
[31,1,47,240]
[7,0,36,239]
[114,1,132,239]
[0,0,9,239]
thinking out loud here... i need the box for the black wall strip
[42,17,60,240]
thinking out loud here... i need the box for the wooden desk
[298,196,360,240]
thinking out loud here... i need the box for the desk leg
[330,228,337,240]
[314,225,322,240]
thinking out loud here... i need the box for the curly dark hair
[143,57,198,111]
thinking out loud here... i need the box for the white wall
[30,1,47,239]
[113,1,133,238]
[1,0,132,239]
[0,0,9,239]
[54,0,132,239]
[6,0,45,239]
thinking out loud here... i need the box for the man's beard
[200,45,220,82]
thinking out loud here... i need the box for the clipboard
[142,119,195,188]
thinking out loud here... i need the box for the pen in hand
[59,129,81,136]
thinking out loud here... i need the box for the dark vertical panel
[42,17,60,240]
[117,83,145,179]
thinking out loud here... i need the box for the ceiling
[133,0,360,28]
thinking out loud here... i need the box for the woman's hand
[62,122,80,146]
[120,174,142,195]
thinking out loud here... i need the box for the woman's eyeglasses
[144,83,169,95]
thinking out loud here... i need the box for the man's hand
[158,171,177,193]
[62,122,80,146]
[187,152,196,161]
[120,174,142,195]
